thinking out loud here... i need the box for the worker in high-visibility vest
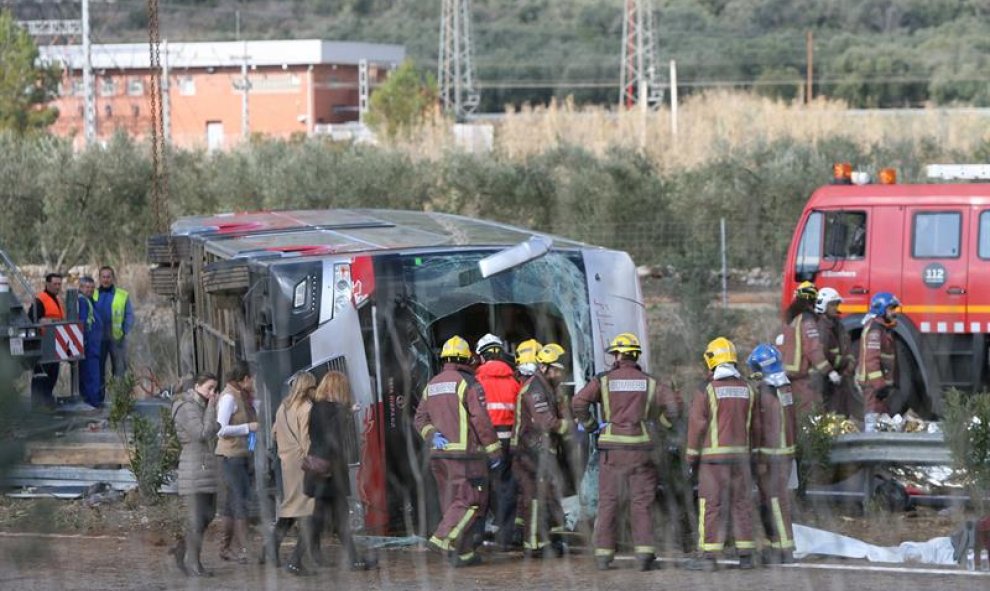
[30,272,64,410]
[94,266,134,394]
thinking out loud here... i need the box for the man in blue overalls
[78,276,104,407]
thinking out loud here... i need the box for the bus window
[795,211,823,281]
[824,211,867,260]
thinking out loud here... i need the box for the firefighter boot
[737,553,755,570]
[450,552,483,568]
[683,554,718,572]
[218,517,234,561]
[636,553,657,572]
[761,547,781,565]
[595,555,613,571]
[779,550,795,564]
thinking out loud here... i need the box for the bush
[942,390,990,512]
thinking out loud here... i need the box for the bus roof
[808,183,990,208]
[172,208,587,259]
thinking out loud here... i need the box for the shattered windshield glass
[393,249,593,382]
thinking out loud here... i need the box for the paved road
[1,534,986,591]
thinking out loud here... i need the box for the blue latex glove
[489,457,502,470]
[592,421,608,434]
[432,432,449,450]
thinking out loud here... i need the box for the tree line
[0,130,975,272]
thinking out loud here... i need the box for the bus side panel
[307,303,387,533]
[582,250,650,374]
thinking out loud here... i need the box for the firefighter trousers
[594,448,658,559]
[789,376,821,418]
[697,461,754,555]
[861,385,890,415]
[755,460,794,551]
[429,458,488,561]
[513,448,564,551]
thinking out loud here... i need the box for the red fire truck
[782,165,990,418]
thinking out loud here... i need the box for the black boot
[169,538,188,575]
[684,554,718,572]
[636,553,657,571]
[737,553,755,570]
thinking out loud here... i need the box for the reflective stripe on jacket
[856,319,895,390]
[475,359,521,429]
[573,359,679,450]
[511,372,570,452]
[686,376,755,462]
[781,311,832,379]
[414,363,501,459]
[817,314,855,373]
[754,382,796,459]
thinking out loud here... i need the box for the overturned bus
[148,209,649,534]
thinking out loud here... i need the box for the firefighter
[781,281,840,417]
[414,335,503,567]
[814,287,858,418]
[474,333,521,550]
[510,338,542,544]
[573,332,679,572]
[511,342,571,558]
[747,344,797,565]
[685,337,757,571]
[856,292,900,429]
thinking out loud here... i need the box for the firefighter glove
[432,432,449,450]
[828,370,842,385]
[876,386,893,401]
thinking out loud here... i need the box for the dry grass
[389,91,990,171]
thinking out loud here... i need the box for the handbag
[302,454,332,477]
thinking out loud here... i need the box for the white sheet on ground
[794,524,956,565]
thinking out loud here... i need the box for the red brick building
[40,39,405,150]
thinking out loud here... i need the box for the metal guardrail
[829,432,951,465]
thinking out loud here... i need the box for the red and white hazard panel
[54,323,85,360]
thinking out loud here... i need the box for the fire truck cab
[783,171,990,418]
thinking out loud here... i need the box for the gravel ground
[1,533,986,591]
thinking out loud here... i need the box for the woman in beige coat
[265,371,317,575]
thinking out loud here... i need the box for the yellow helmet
[607,332,642,355]
[795,280,818,301]
[536,343,566,368]
[440,335,471,361]
[515,339,542,366]
[703,337,737,370]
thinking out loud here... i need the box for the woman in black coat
[305,370,370,570]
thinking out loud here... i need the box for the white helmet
[475,333,504,355]
[814,287,843,314]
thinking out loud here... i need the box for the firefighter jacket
[686,373,756,463]
[753,378,796,461]
[817,314,855,374]
[856,317,896,391]
[475,359,521,436]
[573,359,679,451]
[782,311,833,379]
[414,363,501,460]
[511,371,570,454]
